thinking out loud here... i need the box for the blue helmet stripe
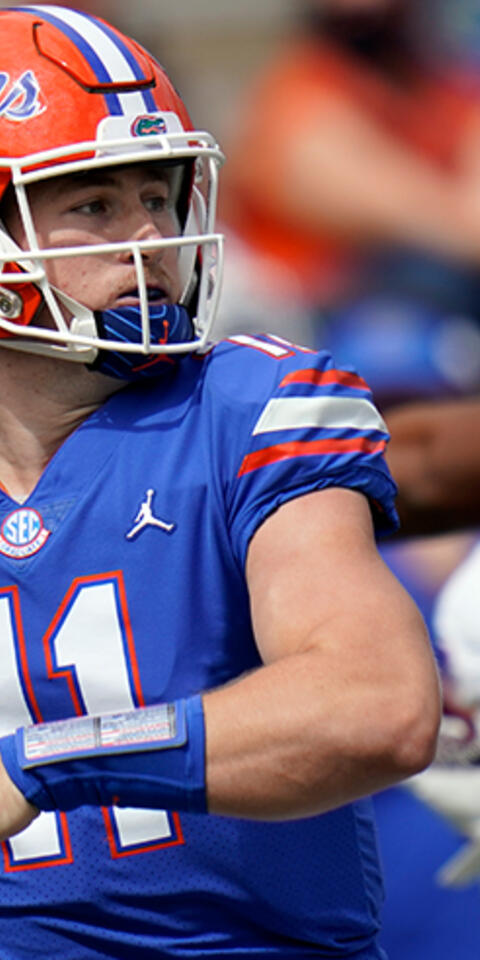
[85,13,157,112]
[12,6,156,114]
[13,6,122,113]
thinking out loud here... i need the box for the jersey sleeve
[206,334,399,570]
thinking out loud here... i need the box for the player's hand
[0,758,39,841]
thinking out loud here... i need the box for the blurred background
[5,1,480,956]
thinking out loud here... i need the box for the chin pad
[90,303,193,381]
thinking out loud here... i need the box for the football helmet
[0,5,224,377]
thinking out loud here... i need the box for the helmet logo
[130,114,168,137]
[0,71,45,122]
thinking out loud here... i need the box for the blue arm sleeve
[0,695,206,814]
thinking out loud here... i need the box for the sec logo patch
[0,507,50,558]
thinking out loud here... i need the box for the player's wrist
[0,695,207,815]
[0,748,39,841]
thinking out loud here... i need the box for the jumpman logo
[126,489,175,540]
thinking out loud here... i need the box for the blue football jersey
[0,335,396,959]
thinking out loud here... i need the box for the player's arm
[385,398,480,535]
[0,762,37,838]
[203,487,441,818]
[0,488,440,835]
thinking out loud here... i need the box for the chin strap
[89,303,193,381]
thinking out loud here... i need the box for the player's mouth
[114,286,170,307]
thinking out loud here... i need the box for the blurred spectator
[217,0,480,362]
[368,524,480,960]
[385,538,480,959]
[322,287,480,406]
[385,396,480,534]
[434,539,480,712]
[374,387,480,958]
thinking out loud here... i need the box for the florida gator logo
[130,114,168,137]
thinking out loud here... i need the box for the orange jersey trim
[280,368,370,390]
[238,436,386,476]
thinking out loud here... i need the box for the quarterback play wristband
[0,695,206,814]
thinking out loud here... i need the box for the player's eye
[145,196,166,213]
[70,198,108,216]
[144,187,171,213]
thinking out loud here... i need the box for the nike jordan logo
[126,489,175,540]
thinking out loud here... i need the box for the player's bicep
[246,486,431,678]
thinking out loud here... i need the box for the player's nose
[116,201,171,261]
[123,211,162,253]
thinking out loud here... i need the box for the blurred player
[385,397,480,535]
[0,6,440,958]
[407,540,480,894]
[217,0,480,347]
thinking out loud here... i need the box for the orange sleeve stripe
[280,368,370,390]
[238,437,386,476]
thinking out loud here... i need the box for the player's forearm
[0,759,38,841]
[203,641,440,819]
[0,633,439,834]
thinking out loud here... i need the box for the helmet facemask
[0,135,224,377]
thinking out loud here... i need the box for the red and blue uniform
[0,336,396,958]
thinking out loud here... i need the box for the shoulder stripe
[238,437,387,476]
[266,334,315,355]
[252,396,387,436]
[227,335,295,358]
[280,368,370,390]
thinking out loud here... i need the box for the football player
[0,6,440,958]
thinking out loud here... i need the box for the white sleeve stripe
[227,335,291,357]
[252,396,388,435]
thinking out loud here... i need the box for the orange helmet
[0,5,224,373]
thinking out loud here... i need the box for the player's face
[4,162,184,315]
